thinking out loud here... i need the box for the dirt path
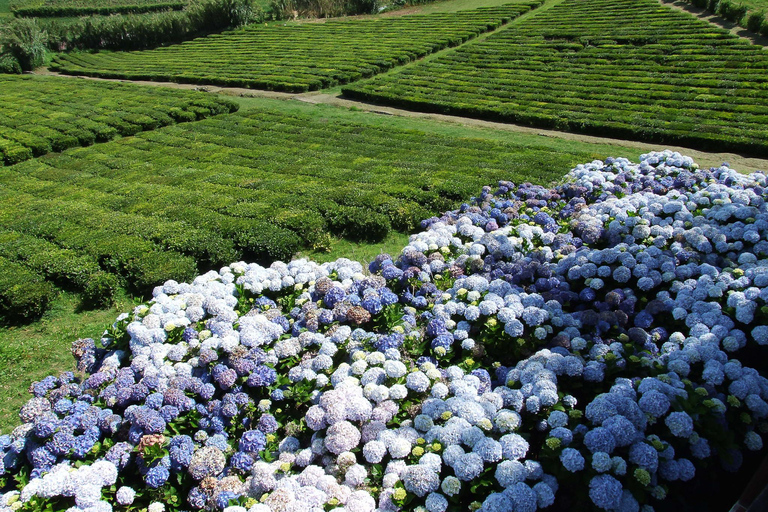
[35,69,768,173]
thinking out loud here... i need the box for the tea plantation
[0,101,614,321]
[344,0,768,155]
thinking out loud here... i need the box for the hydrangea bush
[2,150,768,512]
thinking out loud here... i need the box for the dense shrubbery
[268,0,377,18]
[46,0,263,51]
[0,257,55,322]
[1,151,767,511]
[343,0,768,157]
[51,1,540,91]
[0,0,263,63]
[0,18,47,71]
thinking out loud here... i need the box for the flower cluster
[1,151,767,512]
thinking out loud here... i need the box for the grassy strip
[51,0,541,91]
[343,0,768,156]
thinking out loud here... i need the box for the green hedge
[0,230,119,307]
[0,257,55,322]
[35,0,263,51]
[12,2,185,17]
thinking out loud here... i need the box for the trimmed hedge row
[0,75,237,166]
[343,0,768,156]
[0,230,118,307]
[11,2,185,18]
[0,106,601,320]
[50,1,541,91]
[33,0,264,52]
[0,257,55,322]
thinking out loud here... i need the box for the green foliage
[37,0,263,51]
[343,0,768,157]
[0,257,56,321]
[746,8,766,31]
[680,0,768,35]
[717,0,748,21]
[51,1,540,90]
[0,75,238,165]
[269,0,377,18]
[11,0,186,18]
[0,52,20,73]
[0,17,47,71]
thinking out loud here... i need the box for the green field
[50,0,540,91]
[0,75,238,166]
[344,0,768,156]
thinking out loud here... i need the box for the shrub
[747,10,767,32]
[0,54,21,74]
[0,18,48,71]
[82,271,120,308]
[324,204,391,242]
[0,257,56,321]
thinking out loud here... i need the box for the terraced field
[344,0,768,155]
[0,75,237,165]
[0,99,611,321]
[50,0,541,91]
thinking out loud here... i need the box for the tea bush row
[50,1,541,92]
[0,76,238,166]
[11,0,185,18]
[0,106,597,319]
[343,0,768,156]
[0,230,119,309]
[0,257,55,322]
